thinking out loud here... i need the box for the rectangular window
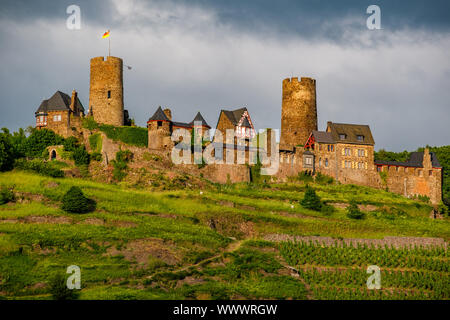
[325,158,329,167]
[339,134,346,140]
[157,121,162,127]
[429,170,433,176]
[319,158,322,167]
[327,145,330,152]
[107,90,111,99]
[305,157,312,165]
[53,115,61,122]
[357,135,364,141]
[331,145,334,152]
[345,148,351,156]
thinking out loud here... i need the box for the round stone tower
[89,56,124,126]
[280,77,318,150]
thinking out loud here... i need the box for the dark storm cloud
[0,0,449,151]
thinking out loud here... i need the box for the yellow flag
[102,30,110,38]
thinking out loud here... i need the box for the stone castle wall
[89,56,124,126]
[280,77,317,150]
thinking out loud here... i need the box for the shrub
[23,129,64,158]
[0,134,15,172]
[72,146,90,166]
[14,159,64,178]
[111,150,133,182]
[346,200,365,219]
[63,137,80,152]
[300,185,322,211]
[315,172,334,185]
[320,204,335,216]
[99,124,147,147]
[0,186,15,205]
[61,186,96,213]
[48,273,79,300]
[90,152,102,162]
[438,201,449,216]
[297,171,314,183]
[88,133,102,153]
[82,116,99,130]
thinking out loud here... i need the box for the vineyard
[279,241,449,300]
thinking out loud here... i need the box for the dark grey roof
[374,151,441,168]
[327,122,375,146]
[311,130,335,144]
[172,121,191,128]
[240,117,251,128]
[148,106,170,121]
[190,112,210,128]
[35,91,84,114]
[221,107,248,125]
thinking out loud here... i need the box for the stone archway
[50,150,57,161]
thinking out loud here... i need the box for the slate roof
[240,117,252,128]
[221,107,248,125]
[148,106,170,121]
[311,130,335,144]
[35,91,84,114]
[172,121,191,128]
[189,112,210,128]
[375,152,442,168]
[327,122,375,146]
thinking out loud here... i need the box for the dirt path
[146,239,244,280]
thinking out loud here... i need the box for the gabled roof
[327,122,375,146]
[148,106,170,121]
[240,117,251,128]
[221,107,248,125]
[311,130,335,144]
[190,112,210,128]
[35,91,84,114]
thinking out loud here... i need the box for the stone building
[35,90,85,138]
[88,56,130,126]
[280,77,317,151]
[147,106,211,151]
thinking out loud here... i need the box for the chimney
[423,147,432,169]
[70,90,77,114]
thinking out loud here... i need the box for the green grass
[0,170,448,300]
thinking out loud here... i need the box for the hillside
[0,171,448,300]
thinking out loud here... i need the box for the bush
[297,171,314,183]
[89,133,102,153]
[346,200,365,219]
[90,152,102,162]
[0,134,15,172]
[82,116,99,130]
[111,150,133,182]
[14,159,64,178]
[61,186,96,213]
[23,129,64,158]
[48,273,79,300]
[320,204,335,216]
[300,185,322,211]
[72,146,90,166]
[99,124,147,147]
[63,137,79,152]
[438,201,449,216]
[315,172,334,185]
[0,186,15,205]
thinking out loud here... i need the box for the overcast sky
[0,0,449,151]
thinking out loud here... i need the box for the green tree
[346,200,365,219]
[61,186,96,213]
[48,273,79,300]
[0,134,15,172]
[24,129,64,158]
[301,185,322,211]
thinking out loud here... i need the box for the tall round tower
[280,77,318,150]
[89,56,124,126]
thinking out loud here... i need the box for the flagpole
[108,34,111,56]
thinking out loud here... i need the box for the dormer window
[339,134,347,140]
[357,135,364,141]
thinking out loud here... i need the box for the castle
[34,56,443,204]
